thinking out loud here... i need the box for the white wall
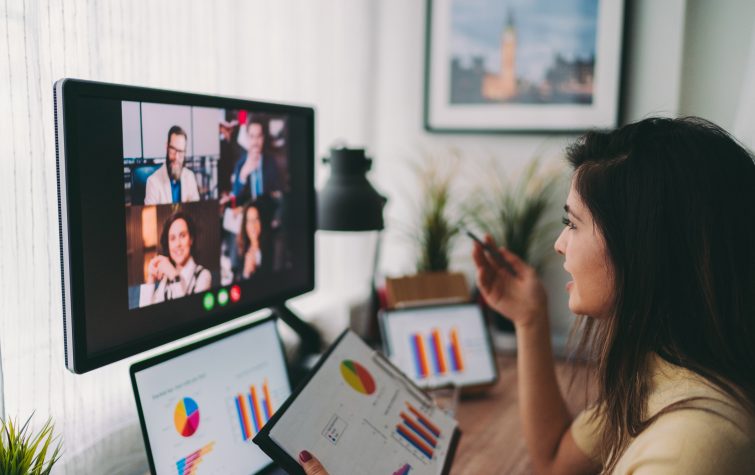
[679,0,755,135]
[369,0,690,340]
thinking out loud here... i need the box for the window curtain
[0,1,378,472]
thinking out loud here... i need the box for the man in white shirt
[144,125,200,205]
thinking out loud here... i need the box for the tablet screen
[380,304,497,389]
[131,318,290,475]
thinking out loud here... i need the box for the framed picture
[424,0,626,133]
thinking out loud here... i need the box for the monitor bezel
[129,315,289,475]
[55,78,316,373]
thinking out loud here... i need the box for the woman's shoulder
[613,355,755,474]
[647,354,752,422]
[614,404,755,474]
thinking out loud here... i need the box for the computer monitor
[130,316,290,475]
[54,79,315,373]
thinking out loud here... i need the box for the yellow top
[570,355,755,474]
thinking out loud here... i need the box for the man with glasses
[144,125,200,205]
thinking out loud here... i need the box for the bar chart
[392,463,412,475]
[233,379,275,441]
[175,441,215,475]
[393,402,442,461]
[409,328,465,379]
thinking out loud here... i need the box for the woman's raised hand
[472,235,548,329]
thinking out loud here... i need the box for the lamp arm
[371,231,383,289]
[271,303,322,358]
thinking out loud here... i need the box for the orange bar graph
[416,334,430,377]
[238,396,252,442]
[450,328,464,371]
[263,379,274,419]
[406,402,441,437]
[400,411,437,447]
[431,329,448,373]
[251,385,263,432]
[396,424,434,458]
[176,441,215,475]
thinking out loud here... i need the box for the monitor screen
[55,79,315,373]
[379,304,498,389]
[131,317,290,475]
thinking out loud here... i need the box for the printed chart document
[254,330,461,475]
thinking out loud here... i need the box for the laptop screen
[131,317,290,475]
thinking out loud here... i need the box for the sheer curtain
[0,1,377,472]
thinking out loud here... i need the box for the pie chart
[340,360,376,395]
[174,397,200,437]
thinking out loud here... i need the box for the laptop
[131,316,290,475]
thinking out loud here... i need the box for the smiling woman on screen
[140,210,212,306]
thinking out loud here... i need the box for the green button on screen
[203,292,215,311]
[218,289,229,306]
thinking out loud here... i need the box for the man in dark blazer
[230,116,281,204]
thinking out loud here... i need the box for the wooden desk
[453,354,596,474]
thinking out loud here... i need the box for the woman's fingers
[473,239,509,291]
[472,240,502,275]
[497,246,528,275]
[478,234,511,273]
[299,450,329,475]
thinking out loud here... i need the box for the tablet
[130,316,290,475]
[254,330,461,475]
[379,303,498,391]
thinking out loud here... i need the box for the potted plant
[467,155,564,331]
[387,151,469,308]
[0,415,62,475]
[412,152,464,274]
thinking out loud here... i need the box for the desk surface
[453,354,596,474]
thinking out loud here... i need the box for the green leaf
[406,150,465,273]
[467,154,565,272]
[0,415,63,475]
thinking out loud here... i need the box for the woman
[235,201,270,280]
[140,211,212,306]
[297,117,755,474]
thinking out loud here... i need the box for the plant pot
[385,271,469,309]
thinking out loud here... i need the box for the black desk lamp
[318,147,387,340]
[318,147,386,232]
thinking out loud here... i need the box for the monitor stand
[271,303,322,384]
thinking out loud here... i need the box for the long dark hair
[567,117,755,471]
[237,199,271,257]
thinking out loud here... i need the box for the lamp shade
[317,147,386,231]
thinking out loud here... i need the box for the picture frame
[424,0,627,133]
